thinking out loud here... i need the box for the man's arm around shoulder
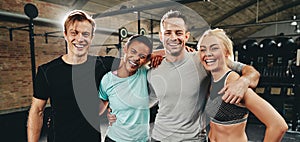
[221,60,260,103]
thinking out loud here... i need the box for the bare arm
[106,108,116,126]
[152,49,165,57]
[227,60,260,88]
[221,60,260,103]
[244,89,288,142]
[149,49,164,68]
[27,97,47,142]
[225,72,287,141]
[99,99,109,116]
[239,65,260,88]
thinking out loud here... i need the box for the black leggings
[104,136,116,142]
[150,137,161,142]
[105,136,154,142]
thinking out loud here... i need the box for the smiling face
[64,20,93,58]
[123,40,151,75]
[199,35,228,73]
[160,17,190,57]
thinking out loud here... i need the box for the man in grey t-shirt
[147,10,260,142]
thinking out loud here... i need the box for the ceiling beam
[222,0,300,36]
[245,0,300,26]
[172,0,204,4]
[70,0,90,10]
[211,0,261,26]
[93,0,204,19]
[216,19,300,29]
[0,10,127,36]
[0,10,61,27]
[235,33,300,41]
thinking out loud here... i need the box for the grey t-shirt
[147,51,210,142]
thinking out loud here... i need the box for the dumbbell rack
[237,39,300,131]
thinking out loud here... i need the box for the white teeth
[205,59,215,63]
[74,44,84,48]
[169,43,178,46]
[205,59,216,65]
[129,61,137,66]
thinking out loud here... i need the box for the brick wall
[0,0,158,112]
[0,23,66,111]
[0,0,68,111]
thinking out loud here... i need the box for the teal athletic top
[99,66,149,142]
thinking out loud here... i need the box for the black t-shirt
[34,55,119,142]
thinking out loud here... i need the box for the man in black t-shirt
[27,10,117,142]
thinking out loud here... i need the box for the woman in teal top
[99,35,153,142]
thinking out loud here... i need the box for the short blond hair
[63,10,96,36]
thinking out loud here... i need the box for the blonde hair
[197,28,234,61]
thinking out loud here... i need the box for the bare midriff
[208,120,248,142]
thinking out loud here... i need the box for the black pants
[150,137,161,142]
[105,136,116,142]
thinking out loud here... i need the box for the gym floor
[0,108,299,142]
